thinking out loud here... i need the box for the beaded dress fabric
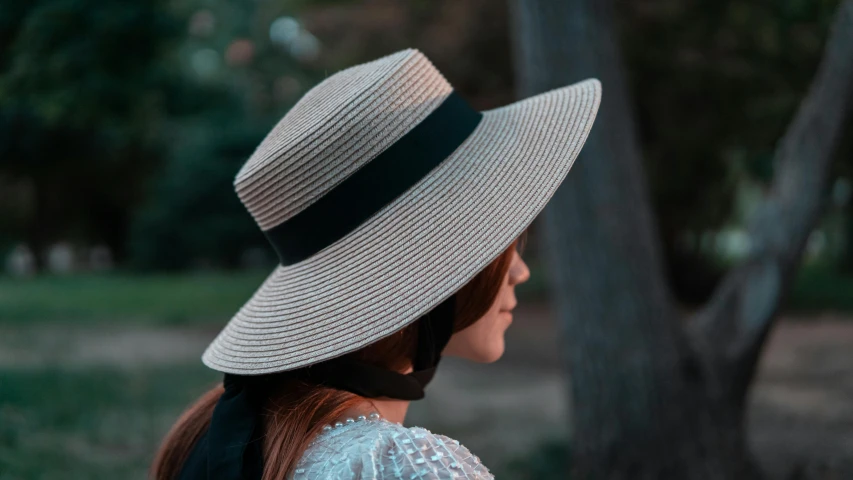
[290,414,494,479]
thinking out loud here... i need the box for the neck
[336,365,414,424]
[336,397,410,424]
[368,396,410,423]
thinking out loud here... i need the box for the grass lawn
[0,266,554,477]
[1,262,852,328]
[787,265,853,312]
[0,264,551,327]
[0,266,850,479]
[0,363,566,480]
[0,271,269,326]
[0,365,220,480]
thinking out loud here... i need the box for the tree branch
[688,0,853,397]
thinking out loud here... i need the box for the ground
[1,302,851,479]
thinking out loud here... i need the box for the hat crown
[234,48,453,231]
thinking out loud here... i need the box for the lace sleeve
[378,426,494,480]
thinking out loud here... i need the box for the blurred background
[1,0,852,479]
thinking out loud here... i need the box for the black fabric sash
[178,294,458,479]
[263,91,483,266]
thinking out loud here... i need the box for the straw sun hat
[202,48,601,375]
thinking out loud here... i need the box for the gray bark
[510,0,853,478]
[688,0,853,401]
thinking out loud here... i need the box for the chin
[473,343,505,363]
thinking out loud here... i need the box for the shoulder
[376,422,493,479]
[293,419,494,480]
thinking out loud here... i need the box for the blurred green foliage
[0,0,852,303]
[124,0,327,270]
[624,0,845,218]
[787,264,853,312]
[0,0,318,270]
[620,0,853,299]
[129,120,273,271]
[0,0,187,264]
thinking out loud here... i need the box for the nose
[508,250,530,286]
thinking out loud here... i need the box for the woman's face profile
[443,247,531,363]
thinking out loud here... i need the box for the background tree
[129,119,271,271]
[127,0,328,271]
[620,0,853,302]
[0,0,184,267]
[511,0,853,479]
[301,0,853,305]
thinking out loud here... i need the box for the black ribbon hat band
[180,92,482,479]
[264,91,483,266]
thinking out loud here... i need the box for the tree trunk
[509,0,853,478]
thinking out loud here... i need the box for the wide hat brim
[203,78,602,375]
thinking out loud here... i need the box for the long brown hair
[151,231,527,480]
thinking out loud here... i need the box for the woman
[152,48,601,479]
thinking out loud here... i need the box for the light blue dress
[290,416,495,479]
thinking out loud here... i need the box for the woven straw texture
[203,49,601,374]
[235,49,452,230]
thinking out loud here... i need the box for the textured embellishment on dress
[293,417,494,479]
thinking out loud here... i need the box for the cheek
[476,311,510,363]
[445,307,510,363]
